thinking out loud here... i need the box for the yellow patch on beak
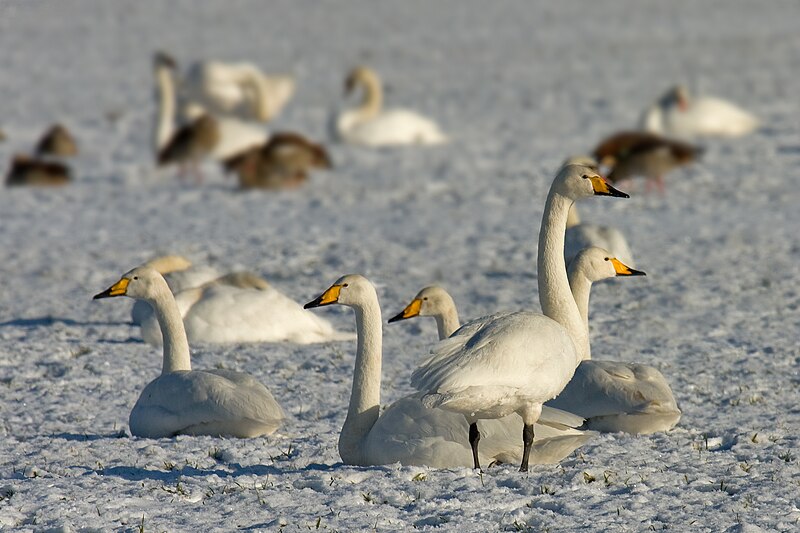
[318,284,342,305]
[93,277,130,299]
[590,176,612,194]
[108,278,130,296]
[611,258,645,276]
[402,299,422,319]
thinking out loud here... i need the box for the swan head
[568,247,645,282]
[554,164,629,201]
[305,274,374,309]
[94,266,168,301]
[153,51,177,70]
[344,66,379,96]
[662,85,690,111]
[388,285,454,323]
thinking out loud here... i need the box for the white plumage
[335,66,447,147]
[304,275,592,468]
[640,85,759,138]
[94,266,285,438]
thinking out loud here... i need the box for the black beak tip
[304,296,323,309]
[631,269,646,276]
[387,312,404,324]
[93,290,110,300]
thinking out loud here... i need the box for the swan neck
[154,65,176,154]
[148,281,192,374]
[567,268,592,360]
[357,73,382,119]
[339,294,383,464]
[434,305,460,341]
[537,190,585,366]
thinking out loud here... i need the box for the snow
[1,0,799,530]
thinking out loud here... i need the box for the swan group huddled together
[73,52,763,472]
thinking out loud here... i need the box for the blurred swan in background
[639,85,759,138]
[335,66,447,146]
[180,58,295,123]
[565,205,635,267]
[94,266,285,438]
[546,247,681,434]
[153,53,268,171]
[305,275,593,468]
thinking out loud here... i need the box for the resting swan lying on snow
[94,266,285,438]
[137,269,355,346]
[334,66,447,147]
[305,274,594,468]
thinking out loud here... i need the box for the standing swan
[304,275,594,468]
[546,248,682,433]
[94,266,285,438]
[411,165,629,471]
[639,85,759,138]
[334,66,447,146]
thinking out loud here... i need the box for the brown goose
[223,132,331,190]
[35,123,78,157]
[593,131,702,192]
[157,114,220,180]
[5,154,71,187]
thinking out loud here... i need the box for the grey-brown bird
[223,132,332,190]
[157,114,220,181]
[5,154,71,187]
[35,124,78,157]
[593,131,702,193]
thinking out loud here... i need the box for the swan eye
[423,297,428,301]
[581,174,589,180]
[342,283,349,288]
[133,276,139,280]
[604,258,609,262]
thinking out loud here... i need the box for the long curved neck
[434,302,460,341]
[154,65,176,154]
[339,291,383,464]
[356,73,382,120]
[146,280,192,374]
[567,268,593,360]
[537,189,585,366]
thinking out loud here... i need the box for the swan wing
[565,224,635,267]
[181,284,350,344]
[546,359,681,433]
[411,311,577,415]
[341,109,447,146]
[129,370,284,438]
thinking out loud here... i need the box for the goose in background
[411,165,629,471]
[5,154,71,187]
[178,57,295,123]
[35,124,78,157]
[639,84,759,138]
[305,275,593,468]
[546,247,681,433]
[334,66,447,146]
[152,52,268,174]
[593,131,702,193]
[136,267,354,346]
[94,266,285,438]
[223,132,332,190]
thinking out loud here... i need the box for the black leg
[469,422,482,471]
[519,423,534,472]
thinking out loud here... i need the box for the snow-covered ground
[1,0,799,530]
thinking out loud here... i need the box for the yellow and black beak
[388,298,422,323]
[93,277,130,299]
[590,176,629,198]
[610,258,646,277]
[304,284,342,309]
